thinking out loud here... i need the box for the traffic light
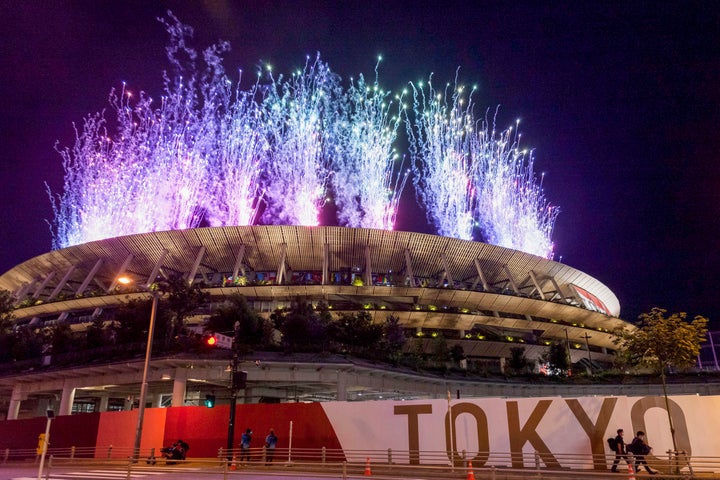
[204,394,216,408]
[232,370,247,390]
[204,334,217,347]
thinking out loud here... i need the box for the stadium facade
[0,226,633,420]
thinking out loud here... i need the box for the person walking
[265,428,278,465]
[629,431,658,474]
[239,428,252,464]
[610,428,631,472]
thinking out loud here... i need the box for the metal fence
[4,445,720,479]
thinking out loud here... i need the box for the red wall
[0,413,101,457]
[0,403,342,460]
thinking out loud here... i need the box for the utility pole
[564,328,571,366]
[226,321,240,463]
[582,332,593,373]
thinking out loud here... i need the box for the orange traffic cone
[364,457,372,476]
[466,460,476,480]
[230,455,237,471]
[627,463,635,480]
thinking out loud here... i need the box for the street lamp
[118,276,159,462]
[447,390,454,472]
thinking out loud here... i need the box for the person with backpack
[609,428,631,472]
[629,431,658,475]
[264,428,278,465]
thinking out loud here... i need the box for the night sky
[1,1,718,323]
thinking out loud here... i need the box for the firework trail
[260,55,339,226]
[406,76,477,240]
[48,14,557,257]
[471,115,559,258]
[49,15,261,247]
[205,78,267,227]
[331,59,409,230]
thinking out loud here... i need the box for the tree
[613,307,708,453]
[329,311,382,355]
[278,299,328,352]
[206,294,265,348]
[379,314,406,364]
[541,341,570,377]
[161,275,210,339]
[45,323,74,355]
[0,289,15,332]
[431,334,450,365]
[0,290,14,362]
[111,298,171,347]
[508,346,534,374]
[85,316,107,349]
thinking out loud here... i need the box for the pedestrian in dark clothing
[239,428,252,464]
[265,428,278,465]
[629,431,658,474]
[610,429,631,472]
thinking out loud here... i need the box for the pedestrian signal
[205,394,216,408]
[37,433,46,454]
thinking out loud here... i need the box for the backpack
[628,439,642,455]
[607,437,618,451]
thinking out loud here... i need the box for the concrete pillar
[336,371,348,401]
[58,382,76,416]
[242,387,254,404]
[172,368,187,407]
[98,395,109,412]
[7,385,25,420]
[36,397,52,417]
[123,397,133,411]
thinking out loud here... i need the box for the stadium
[0,225,638,420]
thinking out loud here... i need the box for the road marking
[12,466,206,480]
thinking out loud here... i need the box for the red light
[206,336,217,346]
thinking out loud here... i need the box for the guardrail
[5,446,718,479]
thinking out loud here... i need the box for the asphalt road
[0,464,356,480]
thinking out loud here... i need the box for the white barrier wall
[322,394,720,469]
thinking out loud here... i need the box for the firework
[259,55,339,226]
[48,15,558,258]
[331,59,409,230]
[406,76,477,240]
[470,115,559,258]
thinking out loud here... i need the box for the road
[0,464,358,480]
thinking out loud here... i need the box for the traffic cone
[364,457,372,476]
[466,460,476,480]
[627,463,635,480]
[230,455,237,471]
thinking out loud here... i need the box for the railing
[5,446,720,479]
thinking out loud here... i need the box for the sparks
[406,75,477,240]
[48,15,558,259]
[331,60,408,230]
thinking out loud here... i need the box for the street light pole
[447,390,454,472]
[36,409,54,480]
[132,292,159,462]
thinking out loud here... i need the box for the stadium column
[58,381,77,416]
[242,387,254,404]
[172,368,187,407]
[98,395,109,412]
[336,370,348,401]
[7,385,26,420]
